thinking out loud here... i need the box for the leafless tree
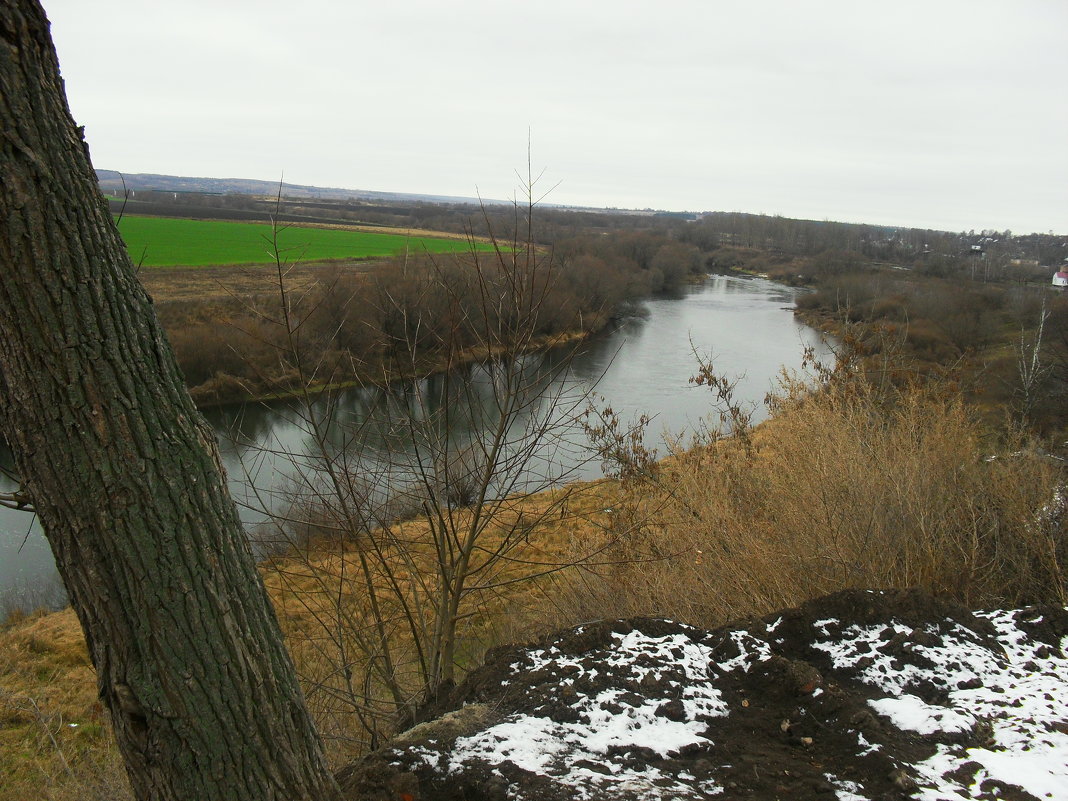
[0,3,342,798]
[237,181,610,754]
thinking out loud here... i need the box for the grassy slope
[116,215,491,267]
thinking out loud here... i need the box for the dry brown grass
[0,609,130,801]
[261,478,617,764]
[276,221,480,242]
[0,480,618,782]
[549,373,1066,631]
[138,259,379,305]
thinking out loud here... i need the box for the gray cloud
[47,0,1068,232]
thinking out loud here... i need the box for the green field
[115,215,488,267]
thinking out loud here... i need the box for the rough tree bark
[0,3,343,799]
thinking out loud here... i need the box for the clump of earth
[337,589,1068,800]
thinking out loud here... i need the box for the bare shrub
[870,294,908,321]
[245,185,609,762]
[903,318,955,362]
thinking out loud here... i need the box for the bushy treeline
[158,241,681,405]
[786,252,1068,435]
[679,211,1065,272]
[149,201,715,404]
[553,230,706,295]
[135,187,1066,417]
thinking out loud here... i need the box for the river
[0,275,832,612]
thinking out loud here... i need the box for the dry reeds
[551,369,1066,631]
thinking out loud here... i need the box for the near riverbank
[4,329,1064,800]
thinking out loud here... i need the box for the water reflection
[205,351,595,554]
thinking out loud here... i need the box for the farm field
[115,214,490,267]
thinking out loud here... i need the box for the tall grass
[555,362,1066,630]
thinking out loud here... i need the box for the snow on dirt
[446,628,737,798]
[810,605,1068,800]
[337,590,1068,801]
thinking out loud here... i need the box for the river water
[0,275,831,611]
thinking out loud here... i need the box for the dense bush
[160,229,714,404]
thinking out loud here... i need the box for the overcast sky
[44,0,1067,234]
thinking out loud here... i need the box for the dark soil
[336,589,1068,801]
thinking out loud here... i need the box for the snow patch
[868,695,974,734]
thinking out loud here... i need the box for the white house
[1054,270,1068,288]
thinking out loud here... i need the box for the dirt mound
[337,589,1068,800]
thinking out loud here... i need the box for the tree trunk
[0,3,342,799]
